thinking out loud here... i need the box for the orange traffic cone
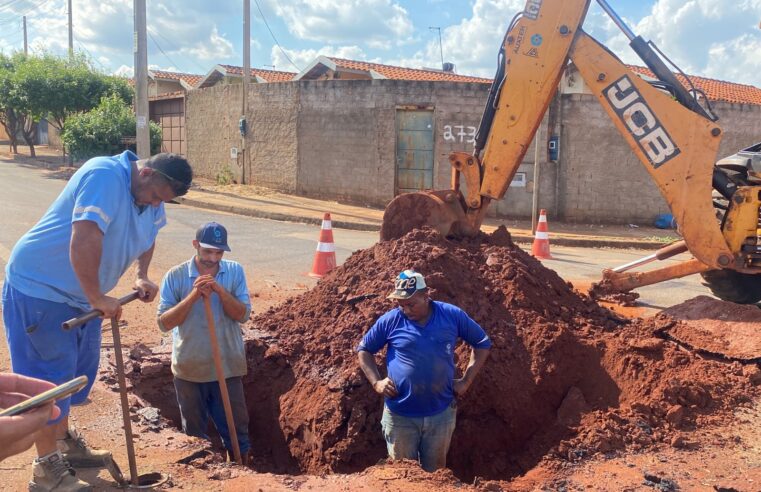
[531,209,553,260]
[309,213,337,277]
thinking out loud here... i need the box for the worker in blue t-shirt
[2,151,192,491]
[357,270,492,472]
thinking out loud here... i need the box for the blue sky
[0,0,759,87]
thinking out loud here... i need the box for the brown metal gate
[149,94,186,155]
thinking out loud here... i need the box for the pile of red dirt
[245,227,758,481]
[125,227,759,483]
[659,295,761,362]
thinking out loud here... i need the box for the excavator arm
[381,0,761,301]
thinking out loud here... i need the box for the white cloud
[269,0,414,49]
[114,64,134,77]
[271,45,368,72]
[182,26,234,61]
[420,0,524,78]
[588,0,761,86]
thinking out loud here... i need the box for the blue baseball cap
[388,270,427,299]
[196,222,231,252]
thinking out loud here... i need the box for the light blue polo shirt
[157,257,251,383]
[5,151,166,310]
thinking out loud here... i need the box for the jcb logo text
[604,75,680,168]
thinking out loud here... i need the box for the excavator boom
[381,0,761,301]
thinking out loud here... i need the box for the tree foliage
[0,51,134,157]
[61,94,162,161]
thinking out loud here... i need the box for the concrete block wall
[186,80,761,223]
[186,84,242,182]
[712,102,761,157]
[245,82,299,191]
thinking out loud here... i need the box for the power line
[0,0,53,27]
[147,26,208,74]
[148,30,181,70]
[252,0,300,72]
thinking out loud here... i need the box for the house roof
[626,65,761,106]
[148,70,203,90]
[196,64,296,88]
[294,56,493,84]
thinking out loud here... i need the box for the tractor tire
[700,269,761,304]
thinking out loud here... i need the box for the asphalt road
[0,157,711,314]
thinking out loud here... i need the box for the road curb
[177,197,381,232]
[177,197,668,250]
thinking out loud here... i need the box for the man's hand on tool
[134,278,159,302]
[92,295,122,320]
[193,275,218,298]
[0,373,61,462]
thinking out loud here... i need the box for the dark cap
[196,222,231,252]
[146,153,193,197]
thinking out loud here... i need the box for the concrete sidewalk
[179,186,680,250]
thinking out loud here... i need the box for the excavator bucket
[380,190,469,241]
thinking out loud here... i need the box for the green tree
[0,54,22,154]
[5,51,134,157]
[61,94,162,161]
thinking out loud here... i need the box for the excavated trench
[123,228,758,482]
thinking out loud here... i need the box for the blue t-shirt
[157,257,252,383]
[357,301,492,418]
[5,151,166,310]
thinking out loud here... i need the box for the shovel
[202,294,243,464]
[63,291,169,488]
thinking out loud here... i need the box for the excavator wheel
[700,269,761,304]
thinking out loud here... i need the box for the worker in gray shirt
[157,222,251,463]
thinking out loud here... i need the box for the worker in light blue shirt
[2,150,192,491]
[357,270,491,472]
[157,222,252,465]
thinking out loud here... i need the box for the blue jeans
[173,376,251,456]
[2,282,101,423]
[380,400,457,472]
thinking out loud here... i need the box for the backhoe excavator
[380,0,761,304]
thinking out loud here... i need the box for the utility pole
[134,0,150,158]
[429,26,444,70]
[241,0,250,184]
[22,16,27,55]
[67,0,73,57]
[531,122,542,234]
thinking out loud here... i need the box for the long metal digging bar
[62,291,143,487]
[202,295,243,464]
[62,291,142,330]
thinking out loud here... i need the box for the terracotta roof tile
[217,64,296,82]
[627,65,761,106]
[328,57,492,84]
[150,70,203,87]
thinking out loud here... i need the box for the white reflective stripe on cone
[316,242,336,252]
[538,216,548,223]
[321,220,332,229]
[535,231,549,240]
